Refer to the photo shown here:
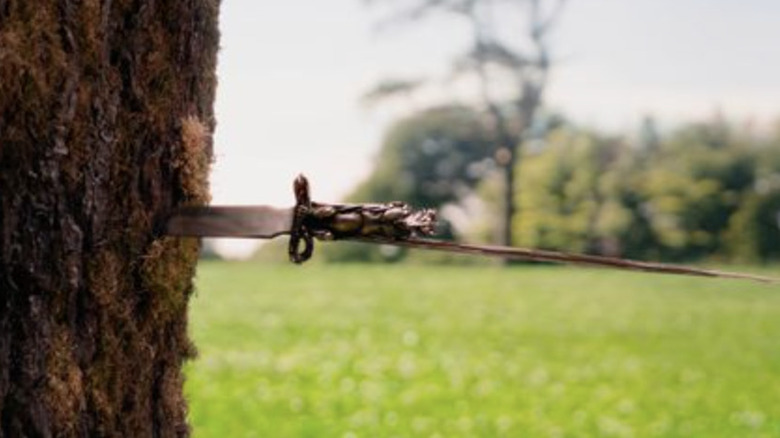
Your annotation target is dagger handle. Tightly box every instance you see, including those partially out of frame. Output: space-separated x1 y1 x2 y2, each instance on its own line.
288 175 438 264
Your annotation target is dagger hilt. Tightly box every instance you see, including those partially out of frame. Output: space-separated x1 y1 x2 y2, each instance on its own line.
288 174 438 264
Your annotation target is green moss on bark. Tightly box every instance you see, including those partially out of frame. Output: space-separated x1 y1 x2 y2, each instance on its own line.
0 1 220 436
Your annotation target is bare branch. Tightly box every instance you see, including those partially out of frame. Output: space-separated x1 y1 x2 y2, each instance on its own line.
374 0 477 31
536 0 568 38
361 78 426 106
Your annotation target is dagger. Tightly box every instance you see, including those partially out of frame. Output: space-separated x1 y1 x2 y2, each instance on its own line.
166 175 777 284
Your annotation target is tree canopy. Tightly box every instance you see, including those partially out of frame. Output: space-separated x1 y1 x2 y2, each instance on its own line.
515 118 780 262
350 106 495 207
327 109 780 263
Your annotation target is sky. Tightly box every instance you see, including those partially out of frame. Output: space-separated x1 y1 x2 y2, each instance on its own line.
209 0 780 258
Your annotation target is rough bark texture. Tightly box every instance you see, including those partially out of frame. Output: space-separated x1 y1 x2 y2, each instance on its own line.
0 1 219 436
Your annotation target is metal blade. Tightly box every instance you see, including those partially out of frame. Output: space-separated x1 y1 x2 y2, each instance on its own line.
166 206 294 238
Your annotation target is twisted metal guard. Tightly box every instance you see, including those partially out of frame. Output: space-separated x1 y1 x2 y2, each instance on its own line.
288 175 315 263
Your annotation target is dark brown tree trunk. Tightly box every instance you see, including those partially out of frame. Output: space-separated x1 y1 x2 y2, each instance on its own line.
0 1 219 436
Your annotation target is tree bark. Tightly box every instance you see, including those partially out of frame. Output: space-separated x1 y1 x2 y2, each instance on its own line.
0 1 219 436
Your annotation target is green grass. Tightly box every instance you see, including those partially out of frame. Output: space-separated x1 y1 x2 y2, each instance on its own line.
185 263 780 437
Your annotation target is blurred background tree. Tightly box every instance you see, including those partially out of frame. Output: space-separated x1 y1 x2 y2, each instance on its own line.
514 125 632 256
350 106 494 207
263 1 780 266
321 105 495 262
510 116 780 263
363 0 567 249
321 109 780 263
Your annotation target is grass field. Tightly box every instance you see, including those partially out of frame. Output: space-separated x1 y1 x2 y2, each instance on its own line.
185 262 780 437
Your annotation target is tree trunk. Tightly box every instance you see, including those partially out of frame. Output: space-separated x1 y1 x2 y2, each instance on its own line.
500 151 516 248
0 1 219 436
485 103 519 250
500 86 543 249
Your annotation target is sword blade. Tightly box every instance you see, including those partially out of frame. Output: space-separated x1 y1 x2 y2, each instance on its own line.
166 206 294 238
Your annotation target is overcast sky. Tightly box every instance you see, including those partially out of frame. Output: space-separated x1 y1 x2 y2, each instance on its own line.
209 0 780 257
